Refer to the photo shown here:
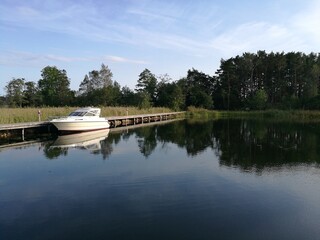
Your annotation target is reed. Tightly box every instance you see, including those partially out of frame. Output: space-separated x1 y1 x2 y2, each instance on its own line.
185 106 221 119
218 109 320 122
0 107 174 124
185 107 320 122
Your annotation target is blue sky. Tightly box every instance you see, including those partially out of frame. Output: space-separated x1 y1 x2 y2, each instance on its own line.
1 0 319 95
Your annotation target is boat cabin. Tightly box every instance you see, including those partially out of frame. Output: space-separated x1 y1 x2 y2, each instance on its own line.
68 108 101 117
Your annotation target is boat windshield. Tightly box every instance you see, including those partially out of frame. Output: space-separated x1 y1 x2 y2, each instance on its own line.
68 109 100 117
85 110 99 116
69 111 86 116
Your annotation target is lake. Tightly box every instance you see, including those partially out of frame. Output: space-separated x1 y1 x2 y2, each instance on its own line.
1 118 320 240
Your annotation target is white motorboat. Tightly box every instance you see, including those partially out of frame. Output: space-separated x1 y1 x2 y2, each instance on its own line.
50 107 110 133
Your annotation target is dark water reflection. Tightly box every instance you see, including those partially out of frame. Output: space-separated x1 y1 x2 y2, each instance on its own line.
1 119 320 240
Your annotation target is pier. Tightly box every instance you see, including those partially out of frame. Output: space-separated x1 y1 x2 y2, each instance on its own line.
107 112 185 128
0 112 185 140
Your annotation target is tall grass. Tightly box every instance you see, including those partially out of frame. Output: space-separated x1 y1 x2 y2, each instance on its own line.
185 107 320 122
0 107 174 124
219 109 320 122
185 106 221 119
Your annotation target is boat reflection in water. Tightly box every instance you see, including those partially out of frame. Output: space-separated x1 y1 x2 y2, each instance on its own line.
51 129 110 151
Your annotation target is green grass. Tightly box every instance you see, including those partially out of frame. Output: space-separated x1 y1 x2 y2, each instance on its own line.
0 107 175 124
185 106 221 119
219 110 320 121
186 107 320 122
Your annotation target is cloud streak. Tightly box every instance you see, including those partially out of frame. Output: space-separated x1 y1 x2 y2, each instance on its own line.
0 51 148 67
211 22 306 58
0 1 219 55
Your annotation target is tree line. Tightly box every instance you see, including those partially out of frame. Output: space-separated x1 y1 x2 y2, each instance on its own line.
2 51 320 110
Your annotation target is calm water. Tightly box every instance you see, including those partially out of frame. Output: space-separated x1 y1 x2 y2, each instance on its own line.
1 119 320 240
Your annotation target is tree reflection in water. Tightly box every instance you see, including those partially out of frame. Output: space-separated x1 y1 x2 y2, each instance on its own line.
43 119 320 171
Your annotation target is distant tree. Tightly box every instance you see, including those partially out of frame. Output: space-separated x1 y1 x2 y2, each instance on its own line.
80 64 113 93
185 69 215 109
120 86 137 106
99 63 113 88
23 81 41 106
5 78 25 107
0 96 6 107
102 81 122 106
213 51 320 110
38 66 72 106
157 81 185 110
78 74 92 96
77 64 114 106
136 69 157 106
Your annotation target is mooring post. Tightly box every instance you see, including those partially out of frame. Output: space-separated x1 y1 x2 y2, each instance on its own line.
38 109 41 122
126 108 128 126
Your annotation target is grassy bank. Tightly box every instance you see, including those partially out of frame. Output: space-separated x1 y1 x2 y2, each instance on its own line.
219 110 320 121
186 107 320 122
185 106 221 119
0 107 174 124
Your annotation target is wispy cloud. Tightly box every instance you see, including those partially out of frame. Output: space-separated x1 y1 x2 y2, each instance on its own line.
104 55 148 64
210 21 306 58
0 51 148 67
0 0 219 55
1 1 319 74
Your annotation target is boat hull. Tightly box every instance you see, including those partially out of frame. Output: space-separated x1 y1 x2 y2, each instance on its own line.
51 120 110 133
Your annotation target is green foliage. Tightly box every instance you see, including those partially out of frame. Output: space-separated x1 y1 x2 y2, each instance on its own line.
185 68 215 109
249 89 267 110
135 69 157 106
77 64 114 106
5 78 25 107
120 86 137 106
23 81 41 107
137 91 152 109
215 51 320 110
157 81 185 111
186 106 220 119
188 86 213 109
38 66 72 106
303 95 320 109
3 51 320 111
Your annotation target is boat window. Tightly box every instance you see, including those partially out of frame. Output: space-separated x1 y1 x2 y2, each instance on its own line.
85 110 99 116
85 112 95 116
69 111 86 116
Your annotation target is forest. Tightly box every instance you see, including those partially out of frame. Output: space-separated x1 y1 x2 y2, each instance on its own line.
2 50 320 110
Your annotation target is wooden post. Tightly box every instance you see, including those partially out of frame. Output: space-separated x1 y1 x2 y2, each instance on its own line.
126 108 128 126
38 109 41 122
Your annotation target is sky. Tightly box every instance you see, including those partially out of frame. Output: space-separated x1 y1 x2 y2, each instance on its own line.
1 0 320 95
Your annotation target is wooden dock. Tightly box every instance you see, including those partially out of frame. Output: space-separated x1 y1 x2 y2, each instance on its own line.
0 111 185 140
107 112 185 128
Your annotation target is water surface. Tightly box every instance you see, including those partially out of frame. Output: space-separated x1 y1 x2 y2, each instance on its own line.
1 119 320 240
